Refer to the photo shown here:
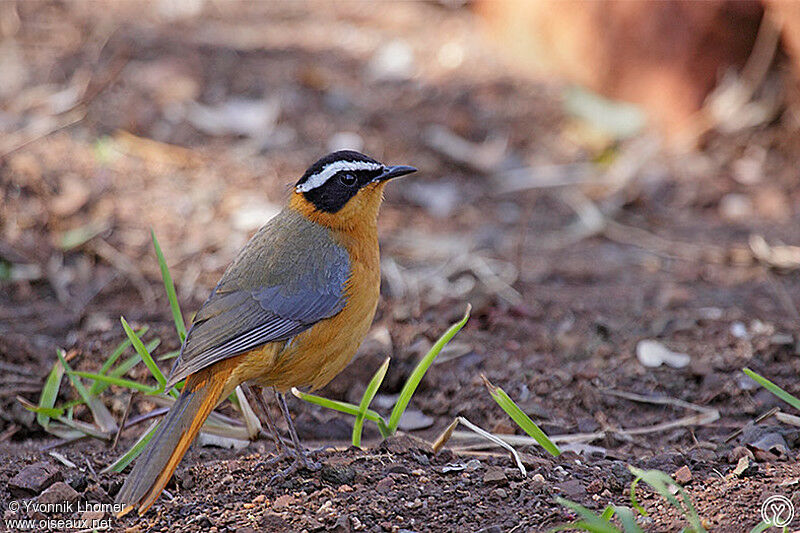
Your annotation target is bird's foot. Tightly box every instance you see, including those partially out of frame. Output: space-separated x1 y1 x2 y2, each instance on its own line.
258 445 326 478
268 453 321 483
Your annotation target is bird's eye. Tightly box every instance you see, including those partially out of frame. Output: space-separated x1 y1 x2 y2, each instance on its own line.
339 173 357 187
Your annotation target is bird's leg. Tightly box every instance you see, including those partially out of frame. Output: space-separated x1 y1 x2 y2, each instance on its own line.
270 390 322 479
240 383 285 454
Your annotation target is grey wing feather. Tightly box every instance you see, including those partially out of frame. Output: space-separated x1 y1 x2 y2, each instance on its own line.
166 212 349 388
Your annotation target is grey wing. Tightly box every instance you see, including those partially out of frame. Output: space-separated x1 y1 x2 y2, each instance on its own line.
165 246 349 388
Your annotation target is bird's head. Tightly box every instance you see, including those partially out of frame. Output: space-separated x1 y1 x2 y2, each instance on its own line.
290 150 416 230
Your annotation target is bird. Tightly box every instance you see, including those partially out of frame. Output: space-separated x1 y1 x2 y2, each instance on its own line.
115 150 416 516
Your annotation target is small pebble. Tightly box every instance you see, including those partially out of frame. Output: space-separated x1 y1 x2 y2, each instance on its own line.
8 463 63 497
37 481 78 505
376 477 394 493
81 510 105 522
674 465 692 484
491 488 508 499
483 468 508 485
465 459 482 471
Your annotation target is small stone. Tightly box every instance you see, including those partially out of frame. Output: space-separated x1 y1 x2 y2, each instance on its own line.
260 512 290 530
636 340 690 368
465 459 482 472
483 468 507 485
490 488 508 499
8 462 63 497
531 473 545 486
405 498 423 509
733 456 750 477
252 494 267 504
316 500 334 518
81 509 105 522
555 479 585 499
382 464 410 476
37 482 79 505
175 470 195 490
688 447 716 464
674 465 692 484
273 494 295 509
728 446 754 463
376 477 394 493
330 514 351 533
321 465 356 486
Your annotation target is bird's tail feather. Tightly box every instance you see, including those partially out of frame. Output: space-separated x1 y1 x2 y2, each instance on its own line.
115 362 235 516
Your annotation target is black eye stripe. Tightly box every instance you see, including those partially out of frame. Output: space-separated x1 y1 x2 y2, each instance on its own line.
299 155 386 213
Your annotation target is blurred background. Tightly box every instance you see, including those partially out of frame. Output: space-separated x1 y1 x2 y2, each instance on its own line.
2 0 800 528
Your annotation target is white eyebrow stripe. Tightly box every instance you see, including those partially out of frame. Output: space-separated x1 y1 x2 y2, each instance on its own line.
295 160 383 192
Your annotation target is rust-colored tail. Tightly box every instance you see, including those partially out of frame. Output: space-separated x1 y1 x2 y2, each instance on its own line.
115 363 235 516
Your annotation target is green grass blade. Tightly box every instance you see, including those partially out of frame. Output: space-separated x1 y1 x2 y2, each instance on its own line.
56 350 118 433
36 357 65 429
629 474 646 516
388 305 471 434
25 405 64 418
102 420 159 473
90 340 157 397
72 371 160 393
599 507 615 521
742 368 800 411
553 497 622 533
748 523 771 533
292 388 390 437
90 327 151 396
353 357 390 447
482 375 561 457
121 316 166 389
152 229 187 343
157 349 180 361
109 349 147 378
18 395 64 419
613 507 643 533
629 467 705 533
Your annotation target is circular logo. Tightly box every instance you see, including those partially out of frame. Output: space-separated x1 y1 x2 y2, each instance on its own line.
761 495 794 528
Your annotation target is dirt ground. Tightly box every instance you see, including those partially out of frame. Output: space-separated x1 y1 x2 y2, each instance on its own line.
2 2 800 532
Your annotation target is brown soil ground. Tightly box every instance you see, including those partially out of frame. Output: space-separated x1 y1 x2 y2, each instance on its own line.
2 2 800 532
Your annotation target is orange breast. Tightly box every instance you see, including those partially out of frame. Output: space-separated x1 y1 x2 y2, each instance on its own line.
245 199 382 391
261 229 380 390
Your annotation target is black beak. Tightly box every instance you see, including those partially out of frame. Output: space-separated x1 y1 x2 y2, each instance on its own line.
374 165 417 182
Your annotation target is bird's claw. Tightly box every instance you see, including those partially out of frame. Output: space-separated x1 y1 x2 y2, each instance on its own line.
258 445 324 480
268 455 321 483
